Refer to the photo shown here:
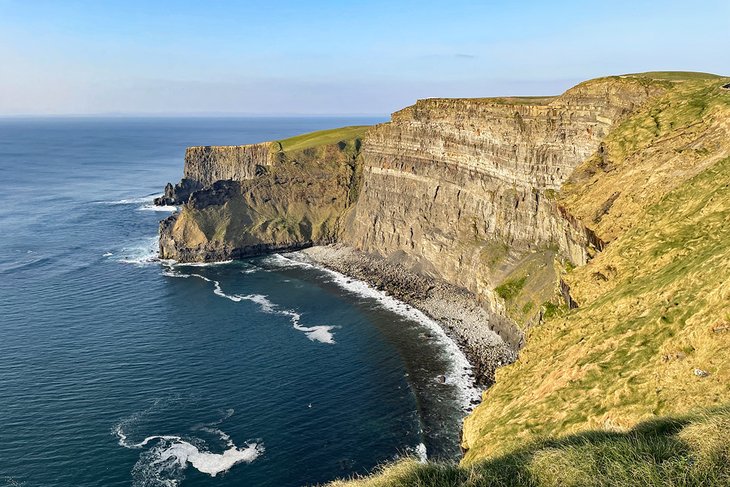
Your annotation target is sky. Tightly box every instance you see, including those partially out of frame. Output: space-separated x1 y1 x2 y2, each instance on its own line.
0 0 728 116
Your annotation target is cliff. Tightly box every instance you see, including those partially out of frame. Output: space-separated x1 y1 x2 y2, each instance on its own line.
156 72 730 485
340 77 666 332
460 76 730 462
323 73 730 486
158 126 367 261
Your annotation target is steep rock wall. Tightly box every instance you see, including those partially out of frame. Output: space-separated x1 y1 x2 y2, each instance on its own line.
341 77 664 314
183 143 275 187
159 139 362 262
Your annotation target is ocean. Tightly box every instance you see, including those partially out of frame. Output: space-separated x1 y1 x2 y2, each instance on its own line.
0 117 478 487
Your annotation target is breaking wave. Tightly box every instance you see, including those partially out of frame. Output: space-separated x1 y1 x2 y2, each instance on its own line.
101 194 163 205
138 204 178 212
114 409 262 486
163 266 336 344
275 253 481 412
117 236 161 266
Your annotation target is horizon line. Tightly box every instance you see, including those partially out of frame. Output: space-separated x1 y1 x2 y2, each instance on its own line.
0 112 391 119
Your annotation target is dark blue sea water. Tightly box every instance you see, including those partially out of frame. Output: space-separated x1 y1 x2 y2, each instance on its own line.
0 118 478 487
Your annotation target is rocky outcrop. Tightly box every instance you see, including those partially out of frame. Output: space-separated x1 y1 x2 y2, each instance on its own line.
154 178 201 206
154 143 274 206
158 136 363 262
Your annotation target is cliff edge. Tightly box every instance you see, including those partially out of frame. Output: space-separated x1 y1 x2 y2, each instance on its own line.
158 126 367 261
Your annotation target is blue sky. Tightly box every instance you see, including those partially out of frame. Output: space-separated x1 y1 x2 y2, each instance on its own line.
0 0 728 115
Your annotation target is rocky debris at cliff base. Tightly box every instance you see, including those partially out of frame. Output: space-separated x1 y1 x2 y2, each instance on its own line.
299 244 518 387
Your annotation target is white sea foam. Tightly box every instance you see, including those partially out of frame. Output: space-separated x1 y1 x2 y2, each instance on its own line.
175 260 234 267
115 410 262 486
262 253 315 269
160 268 190 278
103 194 163 205
163 266 336 344
118 236 161 266
138 204 178 212
103 252 113 257
294 324 336 344
279 253 481 411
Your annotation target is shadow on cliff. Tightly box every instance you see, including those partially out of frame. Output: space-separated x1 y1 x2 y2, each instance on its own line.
325 405 730 487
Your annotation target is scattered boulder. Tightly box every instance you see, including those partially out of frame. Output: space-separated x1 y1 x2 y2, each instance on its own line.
693 368 710 378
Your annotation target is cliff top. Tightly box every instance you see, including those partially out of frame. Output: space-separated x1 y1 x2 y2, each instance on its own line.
397 72 724 114
277 125 369 152
184 125 370 156
621 70 724 81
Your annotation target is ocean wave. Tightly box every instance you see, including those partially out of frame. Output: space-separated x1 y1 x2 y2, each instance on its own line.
138 204 178 212
281 253 481 411
117 236 161 266
163 267 336 344
175 260 234 267
115 418 262 485
101 194 163 205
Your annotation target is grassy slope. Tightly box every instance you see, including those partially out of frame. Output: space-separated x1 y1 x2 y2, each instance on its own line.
326 407 730 487
622 71 723 81
277 125 370 152
462 77 730 461
328 73 730 485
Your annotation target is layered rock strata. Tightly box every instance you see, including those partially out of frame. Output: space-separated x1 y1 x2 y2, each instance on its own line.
158 138 362 262
340 78 664 318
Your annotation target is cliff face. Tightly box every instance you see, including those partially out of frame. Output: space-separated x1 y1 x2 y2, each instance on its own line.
183 143 275 186
158 129 366 262
157 78 666 328
461 76 730 462
155 143 274 205
341 77 665 325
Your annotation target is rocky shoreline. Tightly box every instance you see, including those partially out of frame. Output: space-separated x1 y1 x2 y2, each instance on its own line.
297 244 519 387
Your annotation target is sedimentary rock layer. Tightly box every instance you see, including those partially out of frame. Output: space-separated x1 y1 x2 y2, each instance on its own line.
158 138 362 262
183 143 275 187
341 77 664 313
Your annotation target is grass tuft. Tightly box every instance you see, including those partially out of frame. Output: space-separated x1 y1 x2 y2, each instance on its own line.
495 276 528 301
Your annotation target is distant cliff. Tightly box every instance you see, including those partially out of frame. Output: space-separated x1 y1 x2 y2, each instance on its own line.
158 127 367 261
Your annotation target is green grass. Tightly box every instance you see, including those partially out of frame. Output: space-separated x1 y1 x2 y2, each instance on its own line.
277 125 370 152
326 407 730 487
622 71 724 81
495 276 528 301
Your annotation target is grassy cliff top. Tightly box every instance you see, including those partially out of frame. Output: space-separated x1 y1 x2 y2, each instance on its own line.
417 95 558 106
185 125 370 155
405 72 724 110
621 71 724 81
276 125 370 152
